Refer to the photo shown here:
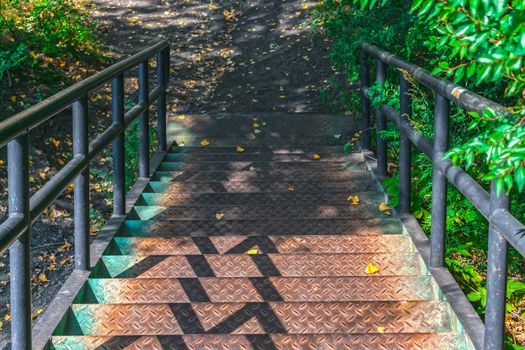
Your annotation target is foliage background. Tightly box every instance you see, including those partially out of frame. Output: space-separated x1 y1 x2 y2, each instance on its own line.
0 0 106 117
313 0 525 347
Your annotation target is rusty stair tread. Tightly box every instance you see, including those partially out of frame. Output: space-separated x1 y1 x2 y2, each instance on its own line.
169 145 357 154
48 333 471 350
106 234 414 255
135 191 387 207
150 169 374 182
60 301 454 336
143 179 380 194
157 161 367 172
163 153 363 162
128 203 394 220
92 253 425 278
119 218 401 237
79 276 438 304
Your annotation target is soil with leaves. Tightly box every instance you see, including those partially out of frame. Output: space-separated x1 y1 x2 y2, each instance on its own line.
0 0 332 347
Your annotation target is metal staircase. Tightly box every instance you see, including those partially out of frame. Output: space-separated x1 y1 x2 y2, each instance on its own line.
46 113 474 349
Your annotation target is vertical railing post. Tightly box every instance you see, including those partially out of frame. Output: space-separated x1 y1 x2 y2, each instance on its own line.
157 50 168 152
138 61 150 178
375 59 388 178
430 93 450 268
398 72 412 215
165 46 171 84
8 134 31 350
72 96 90 270
484 180 510 350
112 74 126 216
359 49 371 151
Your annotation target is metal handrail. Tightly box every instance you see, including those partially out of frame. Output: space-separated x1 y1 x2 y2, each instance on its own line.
0 41 170 349
359 43 524 350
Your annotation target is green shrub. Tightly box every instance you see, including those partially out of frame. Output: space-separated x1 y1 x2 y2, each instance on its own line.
313 0 525 346
0 0 101 80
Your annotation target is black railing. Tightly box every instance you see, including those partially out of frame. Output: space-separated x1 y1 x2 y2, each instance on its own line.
359 43 525 350
0 41 170 349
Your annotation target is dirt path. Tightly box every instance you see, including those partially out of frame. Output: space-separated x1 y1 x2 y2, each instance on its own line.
92 0 331 113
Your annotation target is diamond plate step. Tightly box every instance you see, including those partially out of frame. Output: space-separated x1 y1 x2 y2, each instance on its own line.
56 301 454 336
92 253 425 278
150 169 373 182
163 152 363 162
128 204 392 221
128 204 391 220
119 218 401 237
177 137 351 147
170 113 353 143
106 234 414 255
49 333 471 350
76 276 438 304
143 179 380 194
169 145 354 154
157 161 367 172
135 191 387 207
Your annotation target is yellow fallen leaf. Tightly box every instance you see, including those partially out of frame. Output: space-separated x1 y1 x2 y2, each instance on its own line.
10 95 16 103
178 115 186 120
37 309 44 315
247 249 259 255
249 166 256 171
313 154 321 160
365 262 380 275
0 321 3 330
59 242 72 251
215 213 225 220
253 122 260 128
200 139 210 146
288 186 295 192
39 172 46 180
0 160 4 166
236 146 245 153
278 95 286 99
377 326 385 333
347 195 360 205
51 139 60 148
38 273 48 283
379 202 392 215
4 313 10 321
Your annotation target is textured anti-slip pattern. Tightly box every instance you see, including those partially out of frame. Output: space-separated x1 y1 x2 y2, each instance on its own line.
47 114 473 349
50 333 470 350
81 276 437 304
119 218 401 237
66 301 454 336
128 204 389 221
144 179 380 194
163 152 362 162
151 170 372 182
107 235 414 255
158 161 366 172
168 145 355 154
136 191 386 206
93 253 426 278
